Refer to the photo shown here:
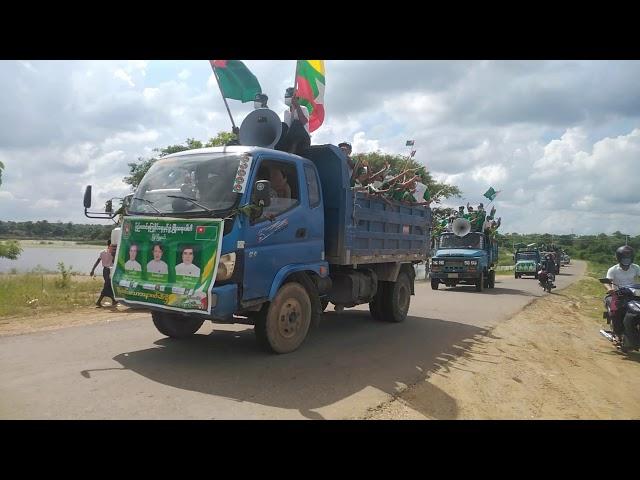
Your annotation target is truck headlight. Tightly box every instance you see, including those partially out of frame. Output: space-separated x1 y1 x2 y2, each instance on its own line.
216 252 236 281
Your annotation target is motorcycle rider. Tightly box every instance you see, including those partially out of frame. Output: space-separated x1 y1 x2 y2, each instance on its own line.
604 245 640 350
538 254 556 289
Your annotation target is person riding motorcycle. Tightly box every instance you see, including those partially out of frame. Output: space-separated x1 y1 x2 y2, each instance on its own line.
604 245 640 350
538 254 556 290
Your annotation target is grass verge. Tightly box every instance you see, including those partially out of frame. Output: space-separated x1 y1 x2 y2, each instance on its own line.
0 273 101 318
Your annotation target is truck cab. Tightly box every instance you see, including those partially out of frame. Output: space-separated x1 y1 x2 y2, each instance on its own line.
429 231 498 292
514 249 541 279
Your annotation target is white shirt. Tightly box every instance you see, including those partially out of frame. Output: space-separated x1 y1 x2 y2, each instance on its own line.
147 259 168 274
125 260 142 272
175 262 201 278
606 264 640 288
284 105 310 133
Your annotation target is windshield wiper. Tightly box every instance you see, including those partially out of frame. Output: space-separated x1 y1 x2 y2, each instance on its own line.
132 197 164 215
166 195 214 214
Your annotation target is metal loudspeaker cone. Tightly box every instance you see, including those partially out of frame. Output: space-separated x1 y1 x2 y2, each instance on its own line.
239 108 283 149
452 218 471 237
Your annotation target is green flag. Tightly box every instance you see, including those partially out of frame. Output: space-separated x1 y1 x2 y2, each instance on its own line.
483 187 500 201
210 60 262 103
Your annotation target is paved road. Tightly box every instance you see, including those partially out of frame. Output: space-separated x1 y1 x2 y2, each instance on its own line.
0 262 585 419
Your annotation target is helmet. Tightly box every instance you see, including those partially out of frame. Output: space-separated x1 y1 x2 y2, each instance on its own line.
616 245 634 267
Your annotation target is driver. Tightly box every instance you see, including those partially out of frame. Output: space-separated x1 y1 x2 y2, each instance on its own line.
605 246 640 350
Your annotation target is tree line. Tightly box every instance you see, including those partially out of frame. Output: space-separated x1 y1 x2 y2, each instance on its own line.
496 231 640 267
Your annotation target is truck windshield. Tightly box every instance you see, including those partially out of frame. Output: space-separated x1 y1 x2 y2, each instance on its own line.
129 153 244 216
516 252 539 261
439 233 484 249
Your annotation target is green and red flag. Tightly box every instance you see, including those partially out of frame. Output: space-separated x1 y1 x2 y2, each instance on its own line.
294 60 325 132
210 60 262 103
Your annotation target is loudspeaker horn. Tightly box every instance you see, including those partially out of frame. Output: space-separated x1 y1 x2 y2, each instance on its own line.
452 218 471 237
239 108 283 149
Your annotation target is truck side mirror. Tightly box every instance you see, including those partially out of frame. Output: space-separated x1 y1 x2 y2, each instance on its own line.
253 180 271 208
83 185 92 208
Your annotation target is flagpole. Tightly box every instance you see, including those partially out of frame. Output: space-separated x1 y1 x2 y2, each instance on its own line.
210 62 237 132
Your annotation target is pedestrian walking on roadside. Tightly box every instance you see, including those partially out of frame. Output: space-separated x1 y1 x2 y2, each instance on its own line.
90 239 117 307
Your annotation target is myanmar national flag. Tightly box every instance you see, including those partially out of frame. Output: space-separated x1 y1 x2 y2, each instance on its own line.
210 60 262 103
295 60 325 132
483 187 500 201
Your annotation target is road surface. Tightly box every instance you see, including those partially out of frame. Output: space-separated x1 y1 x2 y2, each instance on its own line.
0 262 584 419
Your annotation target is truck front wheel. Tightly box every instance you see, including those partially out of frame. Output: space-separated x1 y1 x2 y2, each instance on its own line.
381 272 411 322
475 274 485 292
151 311 205 338
431 279 439 290
254 282 312 354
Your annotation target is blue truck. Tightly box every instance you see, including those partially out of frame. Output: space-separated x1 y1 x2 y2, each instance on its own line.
85 144 431 353
429 230 498 292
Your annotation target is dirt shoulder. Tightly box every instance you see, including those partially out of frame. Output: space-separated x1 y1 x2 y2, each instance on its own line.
362 273 640 419
0 304 149 337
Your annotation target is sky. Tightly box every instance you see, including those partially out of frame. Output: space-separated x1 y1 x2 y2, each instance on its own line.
0 60 639 235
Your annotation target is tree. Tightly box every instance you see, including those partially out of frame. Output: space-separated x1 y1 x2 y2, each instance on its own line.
0 160 4 187
0 240 22 260
123 133 235 190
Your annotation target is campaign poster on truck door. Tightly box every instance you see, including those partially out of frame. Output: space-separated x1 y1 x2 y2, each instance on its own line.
111 216 223 315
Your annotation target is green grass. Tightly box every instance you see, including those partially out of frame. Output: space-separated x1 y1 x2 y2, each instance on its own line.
497 249 515 267
562 275 606 321
0 273 102 318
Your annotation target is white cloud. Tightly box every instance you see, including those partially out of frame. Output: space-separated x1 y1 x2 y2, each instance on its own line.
114 68 135 87
471 164 508 185
178 69 191 80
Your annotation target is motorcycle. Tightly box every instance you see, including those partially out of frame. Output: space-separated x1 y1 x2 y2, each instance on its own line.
599 278 640 353
538 270 556 293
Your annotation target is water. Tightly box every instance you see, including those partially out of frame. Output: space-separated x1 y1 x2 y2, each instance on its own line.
0 246 102 274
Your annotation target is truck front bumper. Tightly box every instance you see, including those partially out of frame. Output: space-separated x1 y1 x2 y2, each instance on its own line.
430 271 481 280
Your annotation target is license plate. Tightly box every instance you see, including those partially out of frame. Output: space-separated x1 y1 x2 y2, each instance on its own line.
448 273 458 278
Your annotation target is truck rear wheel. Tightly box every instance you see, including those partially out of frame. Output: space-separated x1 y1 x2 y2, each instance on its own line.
381 272 411 322
254 282 311 354
151 311 205 338
488 270 496 288
431 279 439 290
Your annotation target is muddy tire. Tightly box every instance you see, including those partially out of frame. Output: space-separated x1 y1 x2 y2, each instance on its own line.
369 282 388 321
475 273 484 292
254 282 311 354
381 272 411 323
488 270 496 289
431 279 439 290
151 311 204 338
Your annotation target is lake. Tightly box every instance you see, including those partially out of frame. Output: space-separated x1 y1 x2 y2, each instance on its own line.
0 244 103 274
